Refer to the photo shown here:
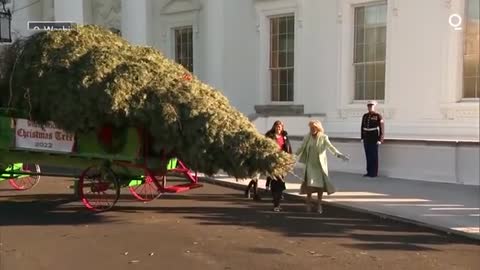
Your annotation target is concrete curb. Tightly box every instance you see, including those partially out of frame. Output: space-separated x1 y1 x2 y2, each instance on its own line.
200 176 480 242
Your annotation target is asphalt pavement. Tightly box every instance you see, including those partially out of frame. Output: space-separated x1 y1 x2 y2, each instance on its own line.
0 177 479 270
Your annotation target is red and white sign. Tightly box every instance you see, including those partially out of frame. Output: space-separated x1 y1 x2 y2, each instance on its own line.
15 119 75 153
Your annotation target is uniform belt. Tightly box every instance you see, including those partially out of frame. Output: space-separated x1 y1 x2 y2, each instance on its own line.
363 127 379 131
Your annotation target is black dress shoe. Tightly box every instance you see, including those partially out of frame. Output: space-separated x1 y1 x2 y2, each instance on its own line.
363 174 369 177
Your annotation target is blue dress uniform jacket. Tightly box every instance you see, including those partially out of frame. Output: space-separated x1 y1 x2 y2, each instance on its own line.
361 112 384 143
361 112 384 177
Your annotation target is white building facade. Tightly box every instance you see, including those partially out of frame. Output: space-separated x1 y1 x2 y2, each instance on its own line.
3 0 479 185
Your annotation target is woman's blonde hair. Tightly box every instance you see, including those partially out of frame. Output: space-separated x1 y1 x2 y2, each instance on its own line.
308 120 324 134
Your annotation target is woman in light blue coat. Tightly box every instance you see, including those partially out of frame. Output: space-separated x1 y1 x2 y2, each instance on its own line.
296 120 349 213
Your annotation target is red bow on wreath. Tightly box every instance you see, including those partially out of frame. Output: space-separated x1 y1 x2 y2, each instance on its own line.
182 73 192 81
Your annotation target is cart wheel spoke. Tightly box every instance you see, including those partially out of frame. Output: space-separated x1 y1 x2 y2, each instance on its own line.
8 163 41 190
128 170 163 202
78 165 120 212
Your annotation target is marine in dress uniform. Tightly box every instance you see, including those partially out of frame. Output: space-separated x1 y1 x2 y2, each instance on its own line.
361 100 384 177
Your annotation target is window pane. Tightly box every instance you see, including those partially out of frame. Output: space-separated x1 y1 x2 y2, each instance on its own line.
366 64 375 81
467 0 480 20
287 69 294 86
465 36 480 54
181 44 187 57
287 17 295 34
279 51 287 67
287 51 294 67
463 77 477 98
271 18 278 35
365 28 376 44
271 70 279 101
355 7 365 26
365 5 378 25
271 84 279 101
175 31 181 44
287 83 294 101
271 34 278 52
182 31 188 43
175 41 180 58
355 44 365 63
375 43 386 61
280 69 288 85
464 55 478 77
187 30 192 43
377 4 387 24
279 34 287 51
355 26 365 44
271 51 278 68
375 62 385 82
355 64 365 82
375 82 385 99
355 82 365 100
377 26 386 43
280 18 287 34
271 69 279 85
366 45 376 62
287 35 294 52
365 82 376 99
279 84 288 101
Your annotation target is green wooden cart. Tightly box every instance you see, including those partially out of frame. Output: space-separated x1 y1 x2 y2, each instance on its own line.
0 110 202 212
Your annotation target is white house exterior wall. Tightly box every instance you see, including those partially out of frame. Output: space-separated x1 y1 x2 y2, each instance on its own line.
3 0 479 185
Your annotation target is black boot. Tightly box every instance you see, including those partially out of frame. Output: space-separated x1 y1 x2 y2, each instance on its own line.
244 188 251 198
245 180 255 198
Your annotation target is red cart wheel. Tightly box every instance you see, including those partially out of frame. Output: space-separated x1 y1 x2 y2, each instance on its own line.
78 165 120 212
128 170 164 201
8 163 41 190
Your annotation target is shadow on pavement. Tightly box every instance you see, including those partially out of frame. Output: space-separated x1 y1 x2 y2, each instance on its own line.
0 194 115 226
0 189 478 252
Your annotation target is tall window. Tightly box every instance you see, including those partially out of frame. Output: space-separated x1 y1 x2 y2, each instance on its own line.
270 15 294 102
174 26 193 72
353 3 387 101
463 0 480 98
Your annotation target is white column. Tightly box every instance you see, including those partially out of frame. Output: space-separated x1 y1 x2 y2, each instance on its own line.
202 0 224 89
42 0 54 21
54 0 89 24
121 0 150 45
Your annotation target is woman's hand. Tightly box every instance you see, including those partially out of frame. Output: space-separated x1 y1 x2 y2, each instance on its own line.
338 153 350 161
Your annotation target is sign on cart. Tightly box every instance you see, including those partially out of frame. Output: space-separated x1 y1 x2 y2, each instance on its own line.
15 119 75 153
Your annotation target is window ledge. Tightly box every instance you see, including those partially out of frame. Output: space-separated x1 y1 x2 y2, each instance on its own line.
440 102 479 120
254 104 304 116
458 98 480 103
338 106 395 119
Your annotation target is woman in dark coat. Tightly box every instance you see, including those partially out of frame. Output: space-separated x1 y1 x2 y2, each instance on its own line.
245 120 292 211
245 120 292 207
266 120 292 211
